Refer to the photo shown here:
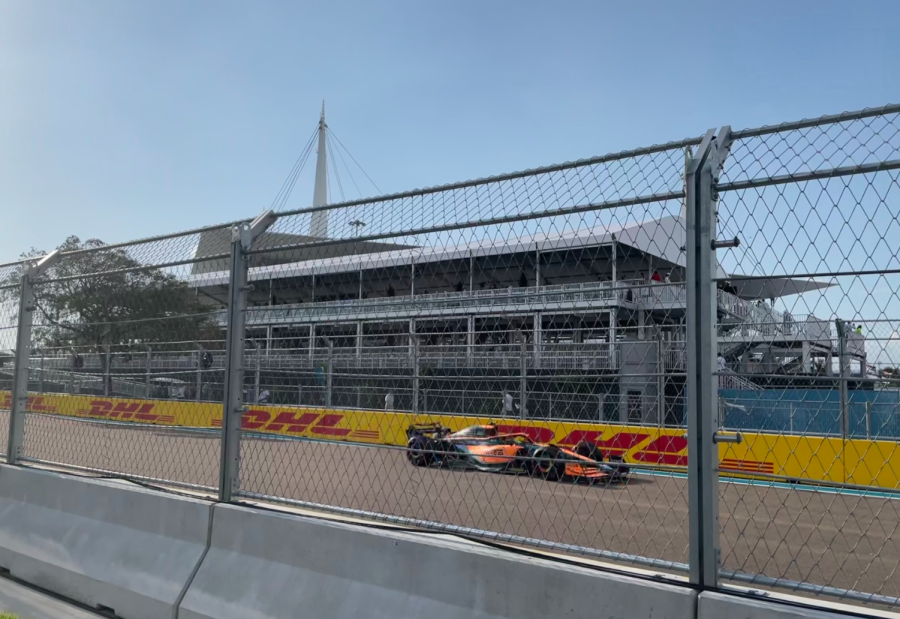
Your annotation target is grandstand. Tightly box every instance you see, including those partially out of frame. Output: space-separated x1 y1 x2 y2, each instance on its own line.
19 107 867 427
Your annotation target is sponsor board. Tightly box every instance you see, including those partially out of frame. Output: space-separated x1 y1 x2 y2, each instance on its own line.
2 391 898 489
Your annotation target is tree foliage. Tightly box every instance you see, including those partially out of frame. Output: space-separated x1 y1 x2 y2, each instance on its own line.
3 236 220 353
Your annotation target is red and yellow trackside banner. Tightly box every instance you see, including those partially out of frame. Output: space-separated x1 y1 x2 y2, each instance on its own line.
2 391 899 490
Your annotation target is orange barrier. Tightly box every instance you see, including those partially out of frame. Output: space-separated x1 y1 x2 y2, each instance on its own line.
2 391 898 490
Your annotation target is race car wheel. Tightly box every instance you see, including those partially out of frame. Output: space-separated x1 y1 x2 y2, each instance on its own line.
573 441 604 462
525 448 565 481
407 435 436 467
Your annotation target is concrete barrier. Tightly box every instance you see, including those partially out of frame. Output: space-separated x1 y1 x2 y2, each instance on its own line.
179 503 697 619
698 591 873 619
0 464 212 619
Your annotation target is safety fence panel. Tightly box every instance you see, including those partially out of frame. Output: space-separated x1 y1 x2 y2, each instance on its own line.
714 105 900 609
228 139 701 576
0 260 27 457
2 102 899 617
16 230 233 492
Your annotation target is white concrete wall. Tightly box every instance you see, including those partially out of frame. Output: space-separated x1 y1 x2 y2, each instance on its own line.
0 464 885 619
0 465 211 619
180 503 697 619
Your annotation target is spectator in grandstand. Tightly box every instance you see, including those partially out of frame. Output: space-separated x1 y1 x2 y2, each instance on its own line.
518 271 528 288
717 354 727 373
385 392 395 410
856 324 863 336
651 271 662 282
504 392 516 416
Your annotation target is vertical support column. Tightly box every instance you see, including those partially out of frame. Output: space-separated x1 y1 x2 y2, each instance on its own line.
358 269 364 300
310 274 316 303
325 340 333 408
219 211 275 503
254 343 261 404
611 235 618 285
103 347 111 396
466 315 475 365
356 321 363 408
865 401 871 438
308 324 315 362
146 348 153 395
837 319 849 439
533 312 542 369
685 130 721 589
8 251 59 465
519 338 527 420
637 310 645 340
267 279 274 358
658 330 666 427
409 318 418 412
535 246 541 290
412 339 419 413
410 263 415 297
38 352 44 394
195 349 201 401
469 254 475 292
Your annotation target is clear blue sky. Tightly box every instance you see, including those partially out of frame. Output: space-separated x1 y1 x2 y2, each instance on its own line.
1 0 898 263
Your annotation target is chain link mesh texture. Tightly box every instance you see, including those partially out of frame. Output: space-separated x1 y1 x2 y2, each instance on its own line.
10 229 234 491
2 104 899 613
233 139 698 575
715 105 900 608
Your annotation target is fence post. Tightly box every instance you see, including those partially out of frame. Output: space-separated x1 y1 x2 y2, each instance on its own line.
38 352 44 394
8 250 59 465
685 129 722 590
219 211 275 503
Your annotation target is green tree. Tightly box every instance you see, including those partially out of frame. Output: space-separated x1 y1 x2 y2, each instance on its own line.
2 236 221 390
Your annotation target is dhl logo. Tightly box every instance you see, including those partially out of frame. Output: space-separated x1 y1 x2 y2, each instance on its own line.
82 400 175 423
211 409 381 442
0 394 58 413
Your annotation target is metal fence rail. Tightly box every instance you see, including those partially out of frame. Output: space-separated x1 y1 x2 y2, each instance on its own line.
2 103 899 615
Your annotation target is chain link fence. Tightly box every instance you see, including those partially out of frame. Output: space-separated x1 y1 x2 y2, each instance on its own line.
714 105 900 606
1 103 898 614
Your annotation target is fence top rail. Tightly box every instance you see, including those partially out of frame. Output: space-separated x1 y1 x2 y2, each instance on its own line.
272 135 704 221
53 221 241 260
729 103 900 140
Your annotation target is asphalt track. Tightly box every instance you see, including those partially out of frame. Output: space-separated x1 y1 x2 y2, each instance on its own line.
15 413 900 606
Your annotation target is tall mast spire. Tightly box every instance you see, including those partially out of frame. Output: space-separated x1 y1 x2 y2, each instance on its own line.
310 101 329 237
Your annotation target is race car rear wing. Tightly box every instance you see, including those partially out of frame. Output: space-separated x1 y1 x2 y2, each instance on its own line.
406 423 449 439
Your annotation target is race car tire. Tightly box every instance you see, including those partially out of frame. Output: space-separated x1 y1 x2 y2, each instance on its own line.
608 454 630 479
573 441 604 462
525 448 565 481
407 435 436 467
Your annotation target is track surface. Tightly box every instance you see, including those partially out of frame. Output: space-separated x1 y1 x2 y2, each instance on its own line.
18 413 900 605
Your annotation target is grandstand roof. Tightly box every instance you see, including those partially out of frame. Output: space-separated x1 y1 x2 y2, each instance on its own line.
187 215 829 300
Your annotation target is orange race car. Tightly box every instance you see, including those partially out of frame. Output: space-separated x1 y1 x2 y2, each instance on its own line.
406 423 630 483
